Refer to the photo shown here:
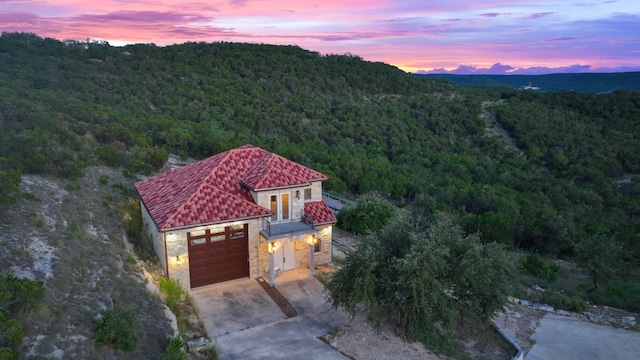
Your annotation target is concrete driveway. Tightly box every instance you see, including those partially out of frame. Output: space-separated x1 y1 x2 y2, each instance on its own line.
191 269 350 359
525 314 640 360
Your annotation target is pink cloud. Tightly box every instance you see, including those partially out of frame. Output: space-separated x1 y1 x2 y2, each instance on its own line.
0 0 638 74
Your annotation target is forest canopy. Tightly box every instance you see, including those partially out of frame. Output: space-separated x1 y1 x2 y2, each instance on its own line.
0 32 638 265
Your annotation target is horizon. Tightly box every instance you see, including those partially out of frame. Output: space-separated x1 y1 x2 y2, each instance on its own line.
1 1 639 75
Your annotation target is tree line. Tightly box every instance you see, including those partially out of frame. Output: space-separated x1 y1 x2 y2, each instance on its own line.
0 31 638 306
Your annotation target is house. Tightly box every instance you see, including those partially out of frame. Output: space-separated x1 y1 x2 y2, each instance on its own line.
134 144 336 289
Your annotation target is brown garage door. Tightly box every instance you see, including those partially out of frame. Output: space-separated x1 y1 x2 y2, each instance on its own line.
187 224 249 288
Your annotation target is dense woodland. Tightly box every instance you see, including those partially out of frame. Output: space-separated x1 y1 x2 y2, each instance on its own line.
1 33 639 307
420 72 640 93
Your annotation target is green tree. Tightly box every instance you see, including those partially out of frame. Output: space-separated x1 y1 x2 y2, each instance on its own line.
326 217 514 352
0 275 44 359
336 194 396 234
575 234 623 291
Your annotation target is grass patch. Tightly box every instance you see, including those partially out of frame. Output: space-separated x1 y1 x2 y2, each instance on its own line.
587 281 640 312
540 289 588 313
122 198 156 262
159 278 185 314
157 278 213 356
160 337 186 360
65 182 81 191
113 182 135 196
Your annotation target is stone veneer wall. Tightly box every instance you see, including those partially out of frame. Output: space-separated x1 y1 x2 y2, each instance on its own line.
258 224 333 278
141 203 166 273
314 224 333 265
162 218 262 289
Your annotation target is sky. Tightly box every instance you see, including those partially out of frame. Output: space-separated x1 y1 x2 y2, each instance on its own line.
1 0 639 74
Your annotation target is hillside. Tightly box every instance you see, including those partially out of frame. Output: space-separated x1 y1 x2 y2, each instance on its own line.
417 72 640 93
0 32 639 357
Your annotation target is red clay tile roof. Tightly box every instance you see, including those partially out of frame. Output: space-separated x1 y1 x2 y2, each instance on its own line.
135 144 331 231
240 151 326 190
304 201 337 225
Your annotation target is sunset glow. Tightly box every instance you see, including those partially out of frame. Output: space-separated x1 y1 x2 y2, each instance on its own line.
1 0 639 74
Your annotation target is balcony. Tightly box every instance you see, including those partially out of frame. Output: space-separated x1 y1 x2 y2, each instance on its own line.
261 212 315 239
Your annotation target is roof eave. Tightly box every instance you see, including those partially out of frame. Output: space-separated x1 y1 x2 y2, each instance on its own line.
159 213 271 232
244 182 311 192
314 220 337 226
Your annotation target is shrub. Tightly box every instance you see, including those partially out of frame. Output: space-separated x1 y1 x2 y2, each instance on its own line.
587 280 640 312
0 275 45 315
0 275 44 358
336 194 396 235
520 253 560 282
540 289 588 313
122 199 156 261
0 312 24 359
96 144 124 167
94 306 139 351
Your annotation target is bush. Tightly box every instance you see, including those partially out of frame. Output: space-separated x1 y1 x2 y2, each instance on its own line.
94 306 139 351
122 199 156 261
0 312 24 360
336 194 396 235
540 289 588 313
587 280 640 312
96 144 124 167
520 253 560 282
0 274 45 315
0 275 44 359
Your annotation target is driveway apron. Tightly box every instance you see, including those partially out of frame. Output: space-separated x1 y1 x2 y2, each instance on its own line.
191 269 350 359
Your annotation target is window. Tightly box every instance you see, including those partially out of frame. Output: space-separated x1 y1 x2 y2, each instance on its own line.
190 238 206 245
210 234 225 242
314 239 321 253
304 188 312 200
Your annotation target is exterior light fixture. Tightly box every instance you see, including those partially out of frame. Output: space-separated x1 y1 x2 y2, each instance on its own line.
269 241 280 253
308 234 317 245
296 190 300 200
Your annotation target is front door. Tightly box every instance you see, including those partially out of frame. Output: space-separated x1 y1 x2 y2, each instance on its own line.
274 241 296 271
269 193 290 223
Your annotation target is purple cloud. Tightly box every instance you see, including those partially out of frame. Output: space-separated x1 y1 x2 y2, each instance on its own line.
522 12 555 20
0 11 39 23
479 13 510 18
544 37 577 42
417 63 640 75
376 17 421 23
77 11 211 24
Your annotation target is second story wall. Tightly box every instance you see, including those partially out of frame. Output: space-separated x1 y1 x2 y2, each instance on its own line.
251 181 324 222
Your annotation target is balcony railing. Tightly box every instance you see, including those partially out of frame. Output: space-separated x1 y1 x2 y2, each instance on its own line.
261 211 315 239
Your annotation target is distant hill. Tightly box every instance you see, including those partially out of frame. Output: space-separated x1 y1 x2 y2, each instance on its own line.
415 72 640 93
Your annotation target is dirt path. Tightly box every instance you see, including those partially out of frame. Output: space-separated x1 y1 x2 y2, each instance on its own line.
480 100 528 161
